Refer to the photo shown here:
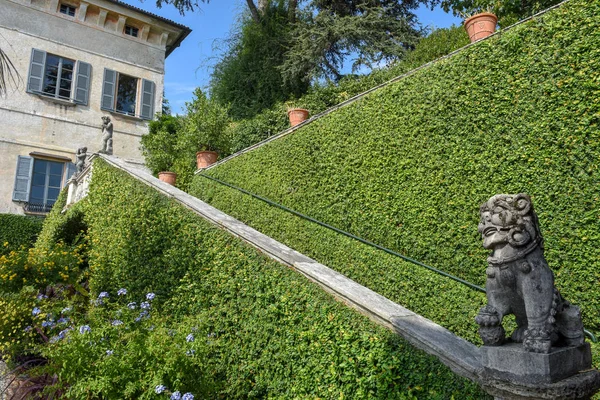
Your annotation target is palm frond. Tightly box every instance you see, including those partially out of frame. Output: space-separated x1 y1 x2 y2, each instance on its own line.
0 47 21 97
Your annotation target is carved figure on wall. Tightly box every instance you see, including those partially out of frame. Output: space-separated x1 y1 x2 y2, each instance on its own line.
100 116 113 155
475 193 584 353
75 147 87 175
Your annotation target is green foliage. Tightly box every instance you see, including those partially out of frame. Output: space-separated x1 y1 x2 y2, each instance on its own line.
39 295 219 399
435 0 563 27
0 287 37 361
34 158 488 398
0 214 43 256
190 0 600 341
226 25 469 153
179 88 230 154
210 8 309 120
141 113 182 174
281 1 422 83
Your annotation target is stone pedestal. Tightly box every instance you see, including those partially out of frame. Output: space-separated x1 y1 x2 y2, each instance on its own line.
482 343 592 384
480 343 600 399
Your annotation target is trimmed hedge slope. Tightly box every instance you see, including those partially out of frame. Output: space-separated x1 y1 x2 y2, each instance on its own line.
191 0 600 341
0 214 43 255
38 159 487 398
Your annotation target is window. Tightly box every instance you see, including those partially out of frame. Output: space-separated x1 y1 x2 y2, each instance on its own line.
116 73 138 115
42 54 75 99
59 4 76 16
12 156 77 214
124 25 139 37
27 49 91 105
101 68 155 120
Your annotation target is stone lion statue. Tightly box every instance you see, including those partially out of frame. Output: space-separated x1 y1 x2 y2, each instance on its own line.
475 193 584 353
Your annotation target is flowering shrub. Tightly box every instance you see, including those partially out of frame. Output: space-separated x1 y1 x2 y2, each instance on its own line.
37 290 217 399
0 241 87 293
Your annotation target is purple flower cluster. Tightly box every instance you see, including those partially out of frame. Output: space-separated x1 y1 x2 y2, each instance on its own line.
117 288 128 296
79 325 91 334
154 385 193 400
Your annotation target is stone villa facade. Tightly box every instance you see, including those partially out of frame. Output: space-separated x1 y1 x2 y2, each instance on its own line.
0 0 190 214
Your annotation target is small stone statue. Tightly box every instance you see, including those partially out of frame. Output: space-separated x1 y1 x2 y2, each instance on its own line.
475 193 584 353
100 116 113 155
75 147 87 175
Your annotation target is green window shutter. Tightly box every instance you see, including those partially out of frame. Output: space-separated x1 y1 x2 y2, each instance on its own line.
27 49 46 93
12 156 33 202
101 68 116 111
74 61 92 105
66 162 77 181
140 79 155 120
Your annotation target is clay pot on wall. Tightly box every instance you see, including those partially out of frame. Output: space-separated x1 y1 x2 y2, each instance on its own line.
464 12 498 42
287 108 309 127
158 171 177 186
196 151 218 169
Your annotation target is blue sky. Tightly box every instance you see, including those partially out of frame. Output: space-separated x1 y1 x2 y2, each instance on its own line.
125 0 462 113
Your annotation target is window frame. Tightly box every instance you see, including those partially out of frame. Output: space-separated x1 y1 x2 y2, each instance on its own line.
101 68 155 120
124 25 139 38
59 3 76 17
27 49 91 106
41 53 76 100
12 155 77 214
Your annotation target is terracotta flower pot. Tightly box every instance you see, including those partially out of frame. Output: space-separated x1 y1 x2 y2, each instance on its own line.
464 12 498 42
196 151 218 169
287 108 309 127
158 171 177 186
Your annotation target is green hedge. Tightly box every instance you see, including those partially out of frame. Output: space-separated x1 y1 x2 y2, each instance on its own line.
0 214 43 255
37 159 487 398
191 0 600 343
225 25 470 154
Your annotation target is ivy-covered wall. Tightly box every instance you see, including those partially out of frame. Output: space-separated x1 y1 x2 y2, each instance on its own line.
190 0 600 345
30 159 487 398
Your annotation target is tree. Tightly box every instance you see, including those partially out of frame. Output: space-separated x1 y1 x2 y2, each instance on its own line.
281 0 424 83
140 113 182 174
210 7 309 119
153 0 434 111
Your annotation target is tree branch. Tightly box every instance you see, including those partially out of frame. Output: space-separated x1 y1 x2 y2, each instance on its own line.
245 0 261 22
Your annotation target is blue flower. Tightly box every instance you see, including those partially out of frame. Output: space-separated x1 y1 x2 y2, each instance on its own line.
186 349 195 356
155 385 167 394
23 326 32 332
111 320 123 326
98 291 109 299
127 302 137 309
36 294 48 301
135 310 149 322
146 293 156 301
106 350 114 356
117 288 127 296
61 307 72 314
94 299 104 306
32 307 41 316
79 325 91 334
57 317 69 325
170 392 182 400
140 301 151 310
182 393 194 400
49 336 60 343
42 320 55 328
186 334 194 343
58 329 70 339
